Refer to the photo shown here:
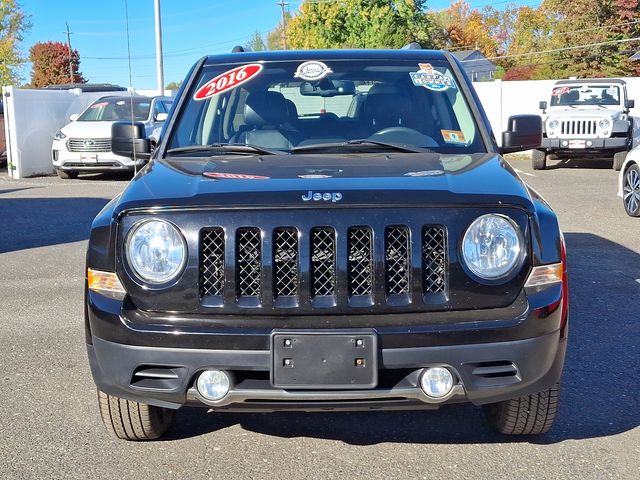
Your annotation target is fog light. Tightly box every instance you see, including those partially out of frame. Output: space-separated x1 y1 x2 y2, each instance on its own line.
586 141 593 147
196 369 230 401
420 367 454 398
562 141 569 147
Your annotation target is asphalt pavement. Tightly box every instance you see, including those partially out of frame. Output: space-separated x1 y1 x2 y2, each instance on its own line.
0 157 638 480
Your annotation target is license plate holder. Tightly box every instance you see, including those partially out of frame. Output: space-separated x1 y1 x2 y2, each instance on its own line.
271 331 377 389
80 154 98 162
568 140 586 149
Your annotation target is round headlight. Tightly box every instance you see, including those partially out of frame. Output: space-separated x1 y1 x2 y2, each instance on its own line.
462 214 524 280
126 219 187 284
599 118 611 129
547 119 559 130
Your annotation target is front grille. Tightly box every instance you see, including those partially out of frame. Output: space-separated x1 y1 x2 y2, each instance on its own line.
200 228 225 296
422 226 447 294
310 227 336 297
348 227 373 296
559 119 598 138
236 228 261 298
200 223 448 308
385 226 411 295
273 228 299 298
67 138 112 152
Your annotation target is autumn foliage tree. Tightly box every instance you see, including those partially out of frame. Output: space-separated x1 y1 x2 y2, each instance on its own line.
286 0 434 50
29 41 86 87
0 0 31 86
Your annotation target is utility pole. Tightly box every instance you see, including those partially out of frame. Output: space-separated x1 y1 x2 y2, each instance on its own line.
277 1 288 50
154 0 165 95
64 21 74 83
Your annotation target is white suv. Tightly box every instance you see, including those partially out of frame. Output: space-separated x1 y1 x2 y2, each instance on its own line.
535 79 634 171
52 95 172 179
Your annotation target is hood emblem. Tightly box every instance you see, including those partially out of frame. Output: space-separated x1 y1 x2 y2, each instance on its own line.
302 190 343 203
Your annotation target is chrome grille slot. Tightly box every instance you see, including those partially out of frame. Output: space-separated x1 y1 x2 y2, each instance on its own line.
385 226 410 295
236 228 262 299
273 228 299 299
67 138 112 152
348 226 373 296
200 228 225 297
310 227 336 297
558 119 599 138
422 226 447 294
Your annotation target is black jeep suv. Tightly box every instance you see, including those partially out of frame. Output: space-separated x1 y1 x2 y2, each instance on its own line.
85 49 567 440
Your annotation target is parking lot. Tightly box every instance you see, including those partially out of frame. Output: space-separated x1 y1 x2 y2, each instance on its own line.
0 156 638 480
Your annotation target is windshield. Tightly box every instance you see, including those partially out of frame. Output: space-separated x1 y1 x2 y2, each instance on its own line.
168 59 485 154
550 85 621 107
78 97 152 122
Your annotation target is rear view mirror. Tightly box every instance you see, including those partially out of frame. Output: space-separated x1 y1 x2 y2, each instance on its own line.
112 121 151 159
539 101 547 111
69 113 79 122
300 80 355 97
501 115 542 154
625 99 635 110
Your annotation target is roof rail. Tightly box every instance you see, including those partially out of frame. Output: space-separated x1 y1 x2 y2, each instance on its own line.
401 42 422 50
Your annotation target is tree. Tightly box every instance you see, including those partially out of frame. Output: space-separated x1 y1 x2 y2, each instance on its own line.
432 1 497 57
0 0 31 86
285 0 434 50
29 41 86 87
266 12 292 50
165 81 182 90
246 30 267 51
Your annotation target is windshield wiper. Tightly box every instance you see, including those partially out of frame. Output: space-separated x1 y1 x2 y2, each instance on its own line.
292 139 433 154
166 143 281 156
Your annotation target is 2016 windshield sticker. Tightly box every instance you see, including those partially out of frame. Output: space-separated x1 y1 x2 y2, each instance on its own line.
441 129 467 144
552 86 570 97
294 61 333 81
194 64 263 101
410 63 456 91
202 172 269 180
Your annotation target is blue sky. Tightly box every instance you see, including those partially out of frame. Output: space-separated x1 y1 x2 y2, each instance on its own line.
18 0 534 89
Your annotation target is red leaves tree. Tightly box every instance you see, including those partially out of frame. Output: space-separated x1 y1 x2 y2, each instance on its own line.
28 41 86 87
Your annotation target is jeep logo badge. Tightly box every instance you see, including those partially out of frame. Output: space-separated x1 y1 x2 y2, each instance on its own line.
301 190 343 203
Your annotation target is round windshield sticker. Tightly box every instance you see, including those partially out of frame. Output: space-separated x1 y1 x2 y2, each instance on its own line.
294 61 333 81
194 64 263 101
409 63 455 91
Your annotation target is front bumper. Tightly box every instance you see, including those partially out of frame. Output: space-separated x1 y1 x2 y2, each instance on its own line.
542 136 628 152
86 286 567 411
52 139 144 172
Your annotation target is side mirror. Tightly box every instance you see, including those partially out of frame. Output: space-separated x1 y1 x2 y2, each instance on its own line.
111 121 151 159
501 115 542 154
625 99 635 110
69 113 79 122
539 101 547 111
154 112 168 122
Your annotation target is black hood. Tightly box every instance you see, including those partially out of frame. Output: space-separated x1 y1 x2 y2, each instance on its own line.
113 153 534 215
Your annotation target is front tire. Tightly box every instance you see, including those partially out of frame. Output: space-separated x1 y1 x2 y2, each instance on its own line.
613 151 627 171
532 149 547 170
56 169 78 179
622 163 640 217
483 383 560 435
97 390 175 441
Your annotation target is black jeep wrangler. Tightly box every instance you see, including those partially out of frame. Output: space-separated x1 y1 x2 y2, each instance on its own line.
85 49 568 440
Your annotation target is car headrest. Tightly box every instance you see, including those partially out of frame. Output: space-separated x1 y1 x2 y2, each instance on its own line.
245 91 288 127
284 99 298 123
363 93 412 126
